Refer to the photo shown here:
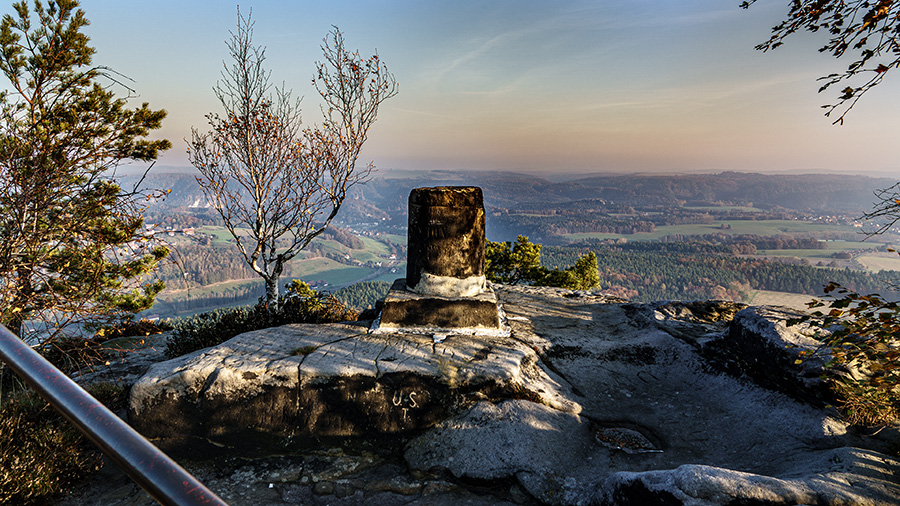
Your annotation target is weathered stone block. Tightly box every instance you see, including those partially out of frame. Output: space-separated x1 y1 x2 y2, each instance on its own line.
406 186 485 297
375 279 503 333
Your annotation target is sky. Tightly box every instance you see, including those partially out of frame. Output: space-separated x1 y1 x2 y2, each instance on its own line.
8 0 900 177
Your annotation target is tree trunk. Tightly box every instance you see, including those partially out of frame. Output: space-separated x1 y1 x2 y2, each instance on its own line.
265 276 279 311
264 260 284 311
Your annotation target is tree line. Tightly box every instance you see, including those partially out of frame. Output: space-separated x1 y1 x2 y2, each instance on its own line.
542 242 899 303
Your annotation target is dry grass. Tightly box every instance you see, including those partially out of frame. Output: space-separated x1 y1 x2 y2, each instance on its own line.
832 380 899 427
0 390 102 505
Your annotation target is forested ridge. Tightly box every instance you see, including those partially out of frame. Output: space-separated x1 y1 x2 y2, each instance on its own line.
543 242 899 302
334 281 392 309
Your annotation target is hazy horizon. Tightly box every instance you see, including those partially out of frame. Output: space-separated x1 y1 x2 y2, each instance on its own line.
129 164 900 185
44 0 900 177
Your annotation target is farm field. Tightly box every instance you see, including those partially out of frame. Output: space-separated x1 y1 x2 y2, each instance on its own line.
755 240 886 263
198 225 251 244
565 219 861 242
745 290 817 311
379 233 406 245
758 240 874 254
290 258 374 285
365 263 406 284
358 236 391 253
856 254 900 272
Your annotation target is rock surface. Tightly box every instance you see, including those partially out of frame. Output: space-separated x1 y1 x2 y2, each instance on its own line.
129 317 577 452
722 305 834 404
76 285 900 505
405 286 900 505
58 446 525 506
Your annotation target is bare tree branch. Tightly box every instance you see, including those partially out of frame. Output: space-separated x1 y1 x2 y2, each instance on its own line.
743 0 900 124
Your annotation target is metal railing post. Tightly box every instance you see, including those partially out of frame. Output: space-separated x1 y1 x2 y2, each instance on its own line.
0 324 229 506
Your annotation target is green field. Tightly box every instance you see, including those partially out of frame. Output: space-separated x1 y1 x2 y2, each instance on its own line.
162 258 373 298
757 241 881 258
290 257 372 284
379 233 406 245
198 225 251 244
753 241 893 273
755 249 833 259
368 262 406 283
350 237 391 262
162 277 260 299
566 220 861 242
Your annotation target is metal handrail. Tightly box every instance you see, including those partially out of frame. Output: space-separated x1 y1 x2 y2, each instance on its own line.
0 324 229 506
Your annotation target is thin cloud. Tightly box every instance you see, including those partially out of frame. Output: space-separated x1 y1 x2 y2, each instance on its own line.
436 32 515 79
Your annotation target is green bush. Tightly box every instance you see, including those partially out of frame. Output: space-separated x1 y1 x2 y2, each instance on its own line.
485 235 544 285
486 235 599 290
165 281 359 358
0 391 101 505
85 382 129 413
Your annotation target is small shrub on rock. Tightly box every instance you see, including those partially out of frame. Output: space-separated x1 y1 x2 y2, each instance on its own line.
37 335 108 374
791 282 900 426
832 380 898 426
92 318 173 340
165 282 358 358
85 382 129 413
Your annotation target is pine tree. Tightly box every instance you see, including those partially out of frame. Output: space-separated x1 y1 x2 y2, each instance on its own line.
0 0 171 341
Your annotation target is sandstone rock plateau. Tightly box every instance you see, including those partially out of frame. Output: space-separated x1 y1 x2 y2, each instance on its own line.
128 285 900 505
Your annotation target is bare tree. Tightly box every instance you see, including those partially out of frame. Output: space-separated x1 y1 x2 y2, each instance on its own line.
189 12 397 309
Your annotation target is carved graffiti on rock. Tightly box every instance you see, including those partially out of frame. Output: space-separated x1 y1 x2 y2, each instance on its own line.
392 390 419 409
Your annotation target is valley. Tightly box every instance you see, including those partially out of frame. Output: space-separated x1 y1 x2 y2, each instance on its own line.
136 170 900 318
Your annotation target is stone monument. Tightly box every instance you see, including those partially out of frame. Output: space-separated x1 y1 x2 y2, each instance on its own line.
373 186 507 335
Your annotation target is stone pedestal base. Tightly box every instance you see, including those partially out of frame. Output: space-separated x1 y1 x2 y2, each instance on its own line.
372 279 508 336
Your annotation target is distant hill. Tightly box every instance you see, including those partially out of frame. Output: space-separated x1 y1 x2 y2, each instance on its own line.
564 172 894 211
124 169 895 220
119 172 209 209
